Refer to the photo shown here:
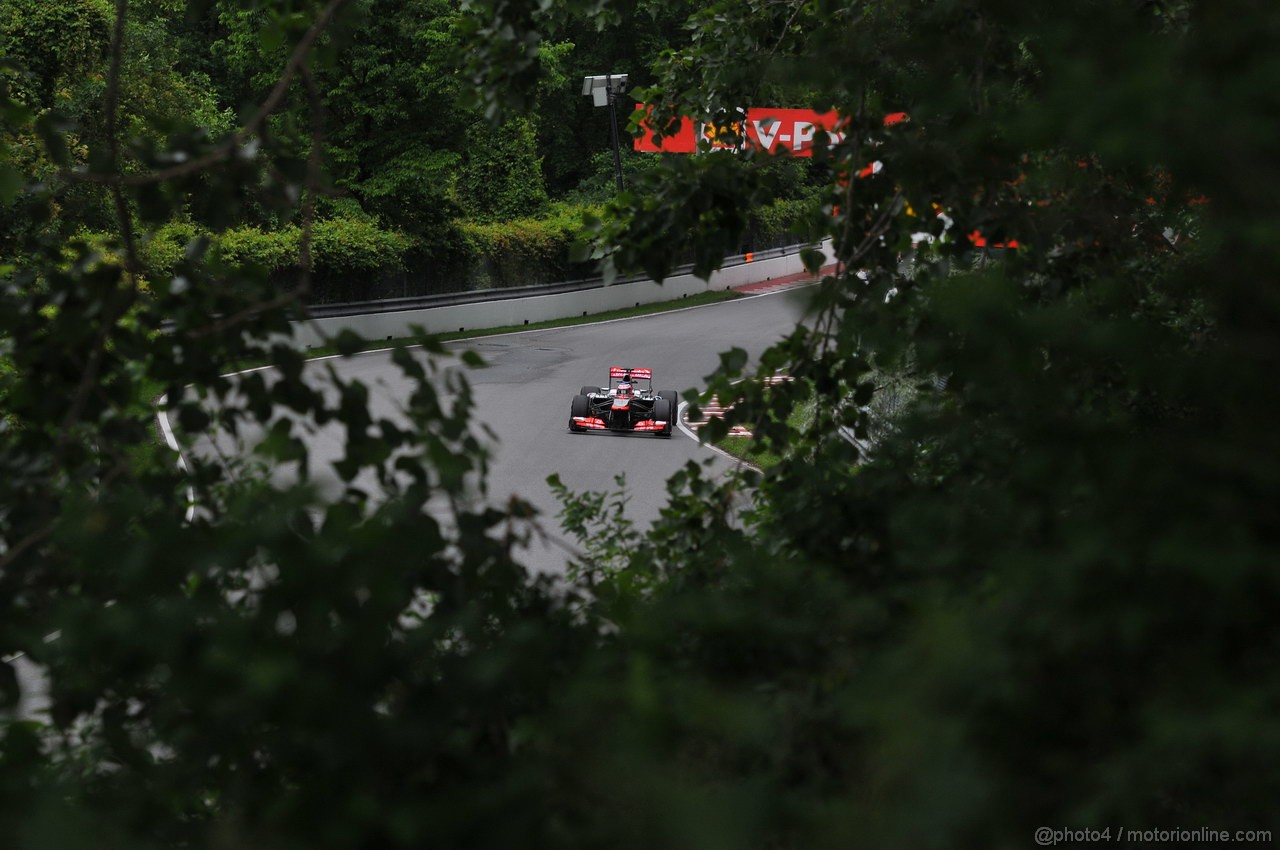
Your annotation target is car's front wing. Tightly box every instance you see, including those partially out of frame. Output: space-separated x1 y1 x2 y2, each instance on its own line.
571 411 669 432
571 416 670 432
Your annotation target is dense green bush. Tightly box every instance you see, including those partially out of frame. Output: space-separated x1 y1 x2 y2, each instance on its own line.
209 224 300 273
83 197 797 302
138 220 199 276
748 195 823 248
458 202 598 288
310 218 414 273
108 218 417 285
109 208 601 299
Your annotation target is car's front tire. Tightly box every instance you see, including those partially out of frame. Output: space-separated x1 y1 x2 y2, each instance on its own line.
569 394 590 432
653 398 673 438
656 391 678 437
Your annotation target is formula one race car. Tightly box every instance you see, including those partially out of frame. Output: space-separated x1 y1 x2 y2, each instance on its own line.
569 367 679 437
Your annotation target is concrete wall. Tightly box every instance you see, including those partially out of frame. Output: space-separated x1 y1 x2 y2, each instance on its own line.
290 242 834 350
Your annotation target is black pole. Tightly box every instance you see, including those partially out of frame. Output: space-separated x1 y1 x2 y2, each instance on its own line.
606 74 624 193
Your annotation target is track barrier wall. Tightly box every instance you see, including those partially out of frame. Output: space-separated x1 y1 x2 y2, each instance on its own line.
289 242 834 350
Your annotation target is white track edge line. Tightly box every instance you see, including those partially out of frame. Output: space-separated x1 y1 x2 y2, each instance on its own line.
156 394 197 522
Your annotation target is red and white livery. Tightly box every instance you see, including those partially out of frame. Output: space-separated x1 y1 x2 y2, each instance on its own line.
569 367 678 438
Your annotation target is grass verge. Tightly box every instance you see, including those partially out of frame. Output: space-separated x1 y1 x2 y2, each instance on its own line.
711 396 816 472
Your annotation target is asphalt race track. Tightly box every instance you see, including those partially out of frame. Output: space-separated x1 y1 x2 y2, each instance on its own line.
13 283 816 721
202 284 815 575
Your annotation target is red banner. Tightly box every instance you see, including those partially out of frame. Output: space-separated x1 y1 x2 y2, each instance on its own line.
635 108 908 156
635 107 843 155
632 109 700 153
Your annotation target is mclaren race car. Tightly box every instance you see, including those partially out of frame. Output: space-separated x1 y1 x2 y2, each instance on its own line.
569 367 678 437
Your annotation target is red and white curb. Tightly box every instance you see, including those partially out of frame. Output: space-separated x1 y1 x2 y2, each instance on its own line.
676 402 751 467
683 397 755 437
731 263 839 297
678 376 794 440
733 278 815 297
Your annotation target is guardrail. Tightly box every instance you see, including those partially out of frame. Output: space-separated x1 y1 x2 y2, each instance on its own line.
303 244 808 319
291 242 832 350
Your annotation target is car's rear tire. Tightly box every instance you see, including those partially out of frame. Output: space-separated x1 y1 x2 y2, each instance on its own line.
569 394 590 432
653 398 673 438
579 385 598 397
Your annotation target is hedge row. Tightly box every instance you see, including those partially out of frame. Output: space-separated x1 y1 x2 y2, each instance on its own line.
455 197 816 291
746 195 824 250
97 197 814 302
457 203 601 289
136 218 416 279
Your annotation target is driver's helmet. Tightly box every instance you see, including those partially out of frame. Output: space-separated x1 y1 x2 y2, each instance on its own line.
616 381 632 397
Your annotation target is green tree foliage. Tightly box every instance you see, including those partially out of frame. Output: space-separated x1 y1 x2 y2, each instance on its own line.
161 0 603 286
458 202 597 287
306 0 469 234
0 0 115 250
456 116 550 222
0 5 576 849
539 0 1280 843
0 0 112 111
5 1 1277 849
522 1 694 196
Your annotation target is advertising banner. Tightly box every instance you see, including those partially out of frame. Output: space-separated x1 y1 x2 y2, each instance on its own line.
634 108 908 155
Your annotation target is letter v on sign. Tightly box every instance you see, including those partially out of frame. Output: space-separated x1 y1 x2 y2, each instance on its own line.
753 119 781 152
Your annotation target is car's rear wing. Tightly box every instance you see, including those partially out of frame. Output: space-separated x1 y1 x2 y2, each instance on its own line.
609 366 652 380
